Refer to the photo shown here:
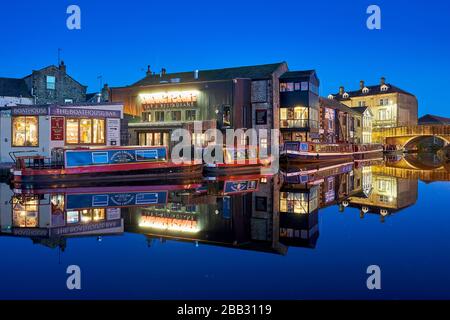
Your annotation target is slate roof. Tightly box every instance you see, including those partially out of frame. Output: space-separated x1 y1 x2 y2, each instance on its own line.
0 77 32 98
319 97 361 115
331 83 415 101
279 70 316 79
419 114 450 125
131 62 286 87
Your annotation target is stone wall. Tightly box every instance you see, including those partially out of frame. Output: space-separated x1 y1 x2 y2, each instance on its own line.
24 65 87 105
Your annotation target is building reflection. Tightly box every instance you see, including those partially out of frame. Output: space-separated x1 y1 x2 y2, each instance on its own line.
0 183 126 250
345 165 418 222
0 159 422 252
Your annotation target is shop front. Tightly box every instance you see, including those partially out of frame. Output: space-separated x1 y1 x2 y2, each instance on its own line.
0 103 124 163
119 80 242 150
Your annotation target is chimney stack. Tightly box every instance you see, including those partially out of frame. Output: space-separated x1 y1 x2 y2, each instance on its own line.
380 77 386 85
360 80 365 90
339 86 345 95
146 65 152 76
101 83 110 102
161 68 167 76
59 60 66 73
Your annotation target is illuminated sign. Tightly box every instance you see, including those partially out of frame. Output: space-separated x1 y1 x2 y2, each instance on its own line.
11 106 48 116
50 107 121 118
140 91 198 109
223 180 258 195
139 212 199 233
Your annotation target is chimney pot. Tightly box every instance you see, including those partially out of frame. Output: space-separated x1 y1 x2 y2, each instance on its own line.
146 65 152 76
339 86 344 95
380 77 386 85
59 60 66 73
360 80 365 90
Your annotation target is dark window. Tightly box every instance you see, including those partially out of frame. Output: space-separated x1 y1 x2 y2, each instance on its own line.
155 111 165 122
255 197 268 212
256 110 267 125
185 110 196 121
171 111 181 121
223 105 231 127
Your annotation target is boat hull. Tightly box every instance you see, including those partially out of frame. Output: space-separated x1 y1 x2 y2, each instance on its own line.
12 163 203 188
204 163 267 175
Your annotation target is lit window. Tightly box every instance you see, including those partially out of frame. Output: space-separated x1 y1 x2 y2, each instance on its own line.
12 197 39 227
80 119 92 144
67 211 79 224
12 116 39 147
260 138 268 149
301 82 308 91
46 76 56 90
66 118 105 145
64 99 73 104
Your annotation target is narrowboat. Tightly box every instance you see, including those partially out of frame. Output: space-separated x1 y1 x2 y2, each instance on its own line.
281 141 384 163
10 145 203 187
281 141 354 163
203 146 271 175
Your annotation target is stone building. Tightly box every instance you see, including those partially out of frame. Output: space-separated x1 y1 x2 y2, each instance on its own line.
111 62 289 152
319 97 372 144
329 77 418 130
23 61 87 105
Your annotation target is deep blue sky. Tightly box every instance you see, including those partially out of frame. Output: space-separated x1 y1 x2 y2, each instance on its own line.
1 0 449 117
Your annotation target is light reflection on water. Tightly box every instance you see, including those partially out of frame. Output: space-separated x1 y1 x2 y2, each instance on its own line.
1 155 450 299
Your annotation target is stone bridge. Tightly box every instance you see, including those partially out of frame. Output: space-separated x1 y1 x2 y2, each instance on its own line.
373 156 450 182
373 125 450 149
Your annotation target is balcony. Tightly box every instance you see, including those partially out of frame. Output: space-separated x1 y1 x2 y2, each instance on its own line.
280 119 319 129
373 119 397 129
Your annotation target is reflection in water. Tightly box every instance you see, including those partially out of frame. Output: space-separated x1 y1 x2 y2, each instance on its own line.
0 156 437 255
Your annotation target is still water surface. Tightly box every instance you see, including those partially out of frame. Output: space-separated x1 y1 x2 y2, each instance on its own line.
1 155 450 299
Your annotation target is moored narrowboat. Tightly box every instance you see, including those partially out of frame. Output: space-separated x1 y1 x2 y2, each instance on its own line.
11 145 202 187
203 146 272 175
281 141 354 163
281 141 384 163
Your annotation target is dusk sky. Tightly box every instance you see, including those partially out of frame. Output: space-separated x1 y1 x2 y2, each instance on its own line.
1 0 449 116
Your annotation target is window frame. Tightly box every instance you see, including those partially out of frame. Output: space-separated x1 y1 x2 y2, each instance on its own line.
46 75 56 90
65 117 106 146
11 116 39 147
185 110 196 121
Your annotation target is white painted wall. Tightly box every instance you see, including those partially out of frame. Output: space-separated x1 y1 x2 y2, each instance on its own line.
0 110 51 163
0 96 33 106
0 104 124 163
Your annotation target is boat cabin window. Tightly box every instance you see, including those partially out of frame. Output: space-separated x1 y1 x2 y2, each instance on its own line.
12 116 39 147
66 118 105 145
12 197 39 227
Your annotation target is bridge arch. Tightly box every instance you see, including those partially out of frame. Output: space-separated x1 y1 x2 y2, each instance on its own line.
402 135 450 150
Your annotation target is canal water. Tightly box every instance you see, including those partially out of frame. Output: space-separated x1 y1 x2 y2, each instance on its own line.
1 156 450 299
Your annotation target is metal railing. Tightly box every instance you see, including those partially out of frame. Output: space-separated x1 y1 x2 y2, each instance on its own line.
280 119 319 129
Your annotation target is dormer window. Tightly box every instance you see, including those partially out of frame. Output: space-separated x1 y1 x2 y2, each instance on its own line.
380 84 389 92
327 94 334 99
362 87 369 94
342 92 349 99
